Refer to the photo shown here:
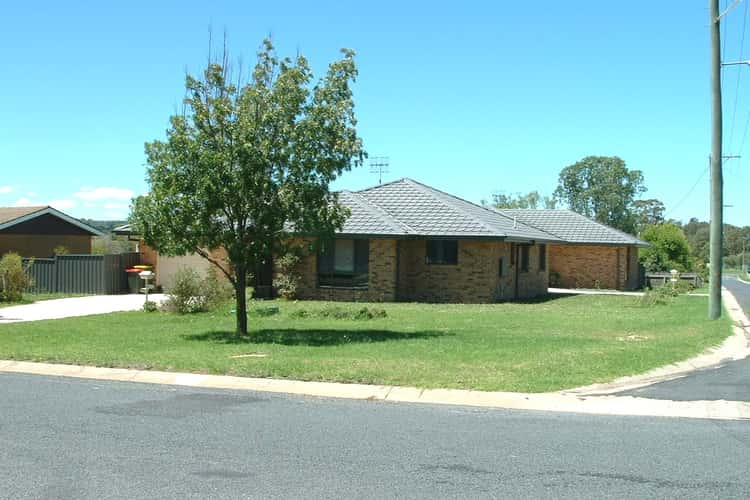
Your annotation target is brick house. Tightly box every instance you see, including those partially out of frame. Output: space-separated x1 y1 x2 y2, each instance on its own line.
0 206 102 258
497 209 648 291
292 179 561 303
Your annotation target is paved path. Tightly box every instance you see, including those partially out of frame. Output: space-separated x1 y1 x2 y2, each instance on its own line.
0 294 166 323
2 372 749 500
620 277 750 401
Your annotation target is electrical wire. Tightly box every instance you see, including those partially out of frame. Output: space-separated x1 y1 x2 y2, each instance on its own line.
728 0 749 152
664 166 710 219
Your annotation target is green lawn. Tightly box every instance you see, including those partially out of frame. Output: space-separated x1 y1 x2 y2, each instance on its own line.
0 294 733 393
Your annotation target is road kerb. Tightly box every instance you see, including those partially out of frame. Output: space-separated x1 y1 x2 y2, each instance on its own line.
1 359 750 420
563 288 750 396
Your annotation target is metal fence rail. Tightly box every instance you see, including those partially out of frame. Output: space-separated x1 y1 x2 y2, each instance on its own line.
23 253 140 295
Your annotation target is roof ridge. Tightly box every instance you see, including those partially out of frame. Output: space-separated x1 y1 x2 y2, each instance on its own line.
492 208 564 240
401 178 504 235
345 190 416 234
356 177 410 193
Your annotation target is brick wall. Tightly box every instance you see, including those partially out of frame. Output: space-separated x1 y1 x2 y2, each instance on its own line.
293 238 549 303
294 239 398 302
397 240 548 303
0 234 91 258
548 244 640 291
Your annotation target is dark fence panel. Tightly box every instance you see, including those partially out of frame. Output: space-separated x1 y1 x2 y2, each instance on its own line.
22 252 142 295
25 258 56 293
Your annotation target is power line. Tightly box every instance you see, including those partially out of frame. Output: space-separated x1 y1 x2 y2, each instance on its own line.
728 0 749 152
664 165 709 218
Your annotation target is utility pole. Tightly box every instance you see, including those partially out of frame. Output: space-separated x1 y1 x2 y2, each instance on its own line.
709 0 724 319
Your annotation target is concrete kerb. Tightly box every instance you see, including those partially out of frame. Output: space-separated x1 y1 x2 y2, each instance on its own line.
564 288 750 396
2 359 750 420
1 289 750 420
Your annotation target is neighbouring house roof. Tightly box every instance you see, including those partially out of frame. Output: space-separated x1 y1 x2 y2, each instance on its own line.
339 178 562 242
112 223 133 235
497 209 648 247
0 206 103 236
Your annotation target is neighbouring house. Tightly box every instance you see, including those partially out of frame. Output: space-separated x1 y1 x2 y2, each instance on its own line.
497 209 648 291
0 206 102 258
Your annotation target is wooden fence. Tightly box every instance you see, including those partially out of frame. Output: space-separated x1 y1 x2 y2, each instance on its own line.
23 253 140 295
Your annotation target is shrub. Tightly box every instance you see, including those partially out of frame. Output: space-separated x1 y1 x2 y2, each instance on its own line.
164 266 234 314
639 223 693 272
53 245 70 256
142 300 159 312
0 253 33 302
164 267 203 313
291 305 388 320
203 268 233 310
273 252 301 300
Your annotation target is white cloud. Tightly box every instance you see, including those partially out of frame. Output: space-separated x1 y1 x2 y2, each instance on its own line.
103 202 129 210
0 186 12 194
48 199 77 210
74 187 134 201
83 202 96 208
14 197 32 206
26 191 38 198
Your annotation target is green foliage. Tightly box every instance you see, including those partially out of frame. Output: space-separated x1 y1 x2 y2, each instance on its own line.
131 37 365 335
290 305 388 320
91 235 136 255
639 280 694 307
639 223 693 272
53 245 70 256
142 300 159 312
272 252 301 300
633 198 665 232
554 156 646 233
492 190 556 209
164 267 232 314
0 253 33 302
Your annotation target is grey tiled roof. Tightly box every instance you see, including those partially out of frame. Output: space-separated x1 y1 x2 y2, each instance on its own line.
336 178 561 242
498 209 648 246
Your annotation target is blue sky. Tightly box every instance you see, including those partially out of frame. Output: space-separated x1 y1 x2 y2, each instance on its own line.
1 1 748 226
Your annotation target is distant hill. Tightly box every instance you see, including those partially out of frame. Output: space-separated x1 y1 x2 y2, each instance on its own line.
80 219 127 233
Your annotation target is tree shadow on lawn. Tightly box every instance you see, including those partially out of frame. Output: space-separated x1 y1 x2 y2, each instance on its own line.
181 328 448 347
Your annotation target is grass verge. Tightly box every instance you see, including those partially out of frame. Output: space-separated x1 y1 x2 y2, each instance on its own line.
0 294 733 393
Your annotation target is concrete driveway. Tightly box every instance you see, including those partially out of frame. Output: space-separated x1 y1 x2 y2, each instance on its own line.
0 294 166 323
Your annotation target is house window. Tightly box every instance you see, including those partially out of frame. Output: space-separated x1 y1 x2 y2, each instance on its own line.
426 240 458 265
539 244 547 271
520 245 530 272
318 239 369 288
498 257 504 277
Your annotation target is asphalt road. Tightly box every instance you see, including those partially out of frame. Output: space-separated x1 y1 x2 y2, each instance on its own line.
621 276 750 402
2 373 750 499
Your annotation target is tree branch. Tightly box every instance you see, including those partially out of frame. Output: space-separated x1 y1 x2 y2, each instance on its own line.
194 247 235 285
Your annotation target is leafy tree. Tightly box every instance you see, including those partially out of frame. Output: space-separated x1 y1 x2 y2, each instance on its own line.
639 223 693 272
633 198 665 232
554 156 646 233
132 39 365 336
492 191 556 209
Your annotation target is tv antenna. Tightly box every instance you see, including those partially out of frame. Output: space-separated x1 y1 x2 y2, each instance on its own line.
369 157 389 185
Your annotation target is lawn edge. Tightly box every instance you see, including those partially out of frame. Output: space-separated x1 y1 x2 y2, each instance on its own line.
1 289 749 421
563 287 750 396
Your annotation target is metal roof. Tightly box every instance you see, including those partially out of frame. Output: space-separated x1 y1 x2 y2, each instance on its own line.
0 206 103 236
497 209 648 247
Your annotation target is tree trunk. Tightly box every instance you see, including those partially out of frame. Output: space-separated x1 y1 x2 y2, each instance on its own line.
235 266 248 336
